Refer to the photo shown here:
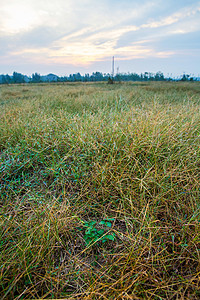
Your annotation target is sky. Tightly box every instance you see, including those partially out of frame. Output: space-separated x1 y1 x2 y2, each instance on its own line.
0 0 200 76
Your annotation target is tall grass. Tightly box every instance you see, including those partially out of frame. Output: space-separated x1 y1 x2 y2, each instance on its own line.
0 82 200 299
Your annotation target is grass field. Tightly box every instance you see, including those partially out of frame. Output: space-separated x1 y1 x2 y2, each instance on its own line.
0 81 200 299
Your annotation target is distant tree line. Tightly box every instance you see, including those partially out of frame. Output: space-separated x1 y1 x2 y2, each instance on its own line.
0 71 198 84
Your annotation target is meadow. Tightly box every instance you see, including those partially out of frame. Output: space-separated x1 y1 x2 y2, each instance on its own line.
0 81 200 299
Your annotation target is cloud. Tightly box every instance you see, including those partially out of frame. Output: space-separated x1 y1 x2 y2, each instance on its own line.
0 0 200 75
115 3 200 53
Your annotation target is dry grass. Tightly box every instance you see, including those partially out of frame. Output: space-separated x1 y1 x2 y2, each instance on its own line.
0 81 200 299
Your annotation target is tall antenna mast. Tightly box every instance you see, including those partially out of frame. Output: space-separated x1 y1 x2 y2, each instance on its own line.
112 56 115 78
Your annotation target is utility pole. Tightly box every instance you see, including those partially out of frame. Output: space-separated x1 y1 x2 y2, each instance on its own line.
112 56 115 78
108 56 115 84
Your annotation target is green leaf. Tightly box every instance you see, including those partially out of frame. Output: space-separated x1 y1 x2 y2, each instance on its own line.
99 221 112 227
97 229 104 235
89 221 97 226
99 221 106 225
105 234 115 241
105 222 112 227
85 228 92 234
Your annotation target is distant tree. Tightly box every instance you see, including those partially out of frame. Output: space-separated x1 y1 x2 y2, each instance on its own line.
2 74 11 84
144 72 149 81
129 73 141 81
91 72 103 82
68 73 82 82
74 73 82 81
1 70 188 84
103 73 109 81
83 73 90 82
148 72 154 81
115 73 122 83
181 74 190 81
155 71 165 81
32 73 41 83
12 72 25 83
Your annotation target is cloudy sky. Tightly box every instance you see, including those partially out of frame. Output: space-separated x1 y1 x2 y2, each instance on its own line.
0 0 200 76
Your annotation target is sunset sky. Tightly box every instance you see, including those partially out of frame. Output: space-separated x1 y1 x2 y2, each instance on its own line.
0 0 200 76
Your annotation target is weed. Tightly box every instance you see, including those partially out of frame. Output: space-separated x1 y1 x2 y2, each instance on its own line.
81 219 116 246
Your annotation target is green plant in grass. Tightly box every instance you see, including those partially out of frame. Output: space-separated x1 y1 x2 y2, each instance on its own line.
82 219 116 246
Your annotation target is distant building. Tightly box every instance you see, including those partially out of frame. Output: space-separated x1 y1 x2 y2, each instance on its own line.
41 74 58 82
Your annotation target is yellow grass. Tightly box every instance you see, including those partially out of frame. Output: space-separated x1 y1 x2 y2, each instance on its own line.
0 81 200 299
